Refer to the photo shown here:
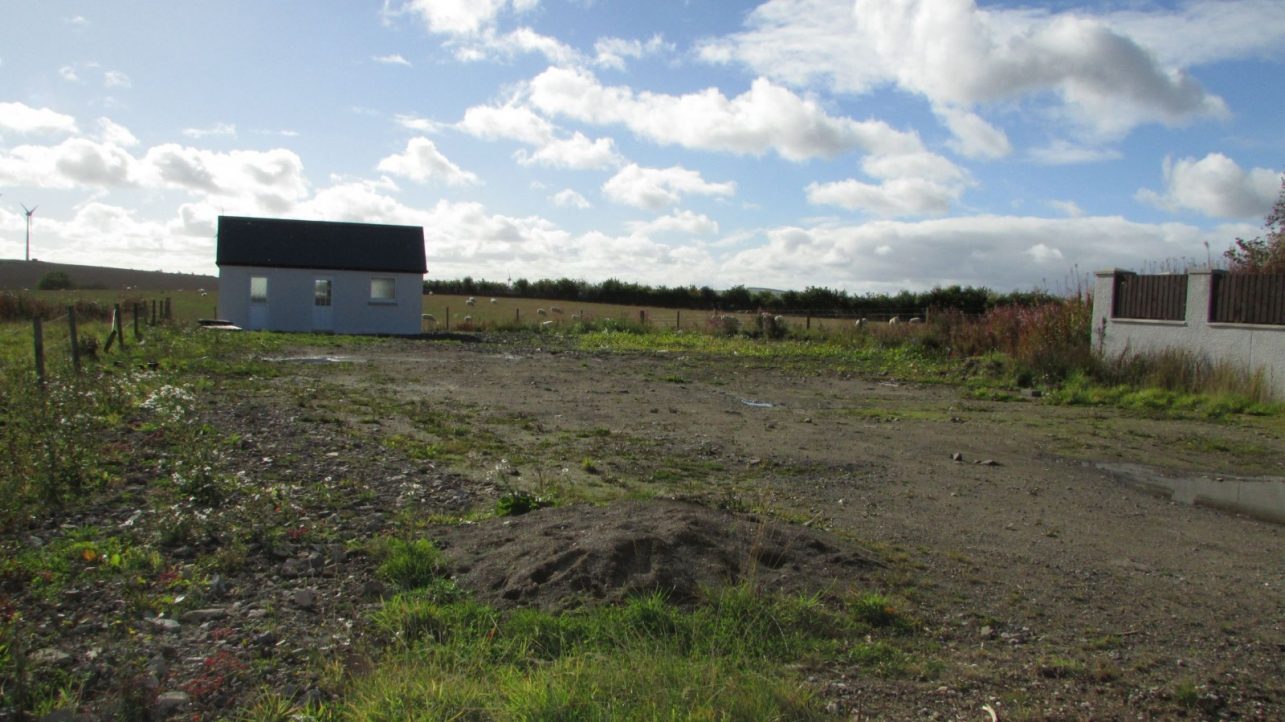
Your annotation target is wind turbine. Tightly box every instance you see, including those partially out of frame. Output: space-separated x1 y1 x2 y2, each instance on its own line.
21 203 37 261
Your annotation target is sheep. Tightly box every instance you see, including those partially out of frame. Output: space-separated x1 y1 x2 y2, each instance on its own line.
550 305 563 315
466 296 476 306
908 317 922 324
888 316 900 324
541 320 554 328
421 313 436 322
489 298 497 304
537 308 547 316
773 315 785 324
854 318 867 328
462 315 473 323
571 310 584 320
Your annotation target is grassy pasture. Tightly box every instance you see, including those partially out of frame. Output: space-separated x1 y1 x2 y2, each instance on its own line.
420 292 874 334
6 288 218 324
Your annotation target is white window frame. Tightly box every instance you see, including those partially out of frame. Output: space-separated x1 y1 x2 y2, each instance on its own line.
250 276 268 304
370 277 397 304
314 278 332 307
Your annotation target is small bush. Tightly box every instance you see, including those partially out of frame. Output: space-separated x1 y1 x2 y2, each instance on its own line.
495 489 554 517
36 272 74 291
376 538 444 590
707 314 741 337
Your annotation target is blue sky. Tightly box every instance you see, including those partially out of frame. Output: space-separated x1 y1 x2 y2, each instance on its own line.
1 0 1282 292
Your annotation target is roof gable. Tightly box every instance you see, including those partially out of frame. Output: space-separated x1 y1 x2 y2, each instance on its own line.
216 216 426 274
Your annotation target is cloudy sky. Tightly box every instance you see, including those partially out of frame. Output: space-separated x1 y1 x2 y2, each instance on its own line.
1 1 1282 293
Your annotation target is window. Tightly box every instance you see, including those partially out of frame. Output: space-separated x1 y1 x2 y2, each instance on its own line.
370 277 396 303
250 276 268 303
314 279 332 307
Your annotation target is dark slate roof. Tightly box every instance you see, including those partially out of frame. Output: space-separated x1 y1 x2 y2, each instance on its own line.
216 216 426 274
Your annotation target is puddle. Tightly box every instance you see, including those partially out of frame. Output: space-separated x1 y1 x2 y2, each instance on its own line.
262 355 363 365
1098 463 1285 525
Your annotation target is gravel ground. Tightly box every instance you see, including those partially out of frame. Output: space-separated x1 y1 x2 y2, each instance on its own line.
4 334 1281 720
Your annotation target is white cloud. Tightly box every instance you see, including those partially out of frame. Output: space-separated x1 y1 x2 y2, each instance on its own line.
400 0 522 36
459 102 620 169
602 164 736 210
393 114 442 133
936 107 1010 159
550 188 590 209
1104 0 1285 69
104 70 131 89
1025 243 1064 264
1028 140 1123 166
375 137 480 186
1049 200 1084 218
397 0 570 64
806 177 961 217
723 214 1222 293
593 34 674 70
96 117 138 147
373 54 412 66
515 132 620 170
59 66 80 82
458 104 552 145
0 102 78 135
1136 154 1281 219
0 137 138 188
528 66 925 161
807 150 974 216
181 123 236 139
141 145 310 212
626 210 719 236
703 0 1236 145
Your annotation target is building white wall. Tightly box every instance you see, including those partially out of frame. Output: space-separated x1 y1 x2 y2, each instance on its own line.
218 265 423 335
1093 270 1285 399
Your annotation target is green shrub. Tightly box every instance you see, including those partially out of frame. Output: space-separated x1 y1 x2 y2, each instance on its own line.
36 272 74 291
375 538 444 590
495 489 554 516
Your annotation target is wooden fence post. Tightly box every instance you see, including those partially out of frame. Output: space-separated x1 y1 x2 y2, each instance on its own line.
104 308 117 352
165 297 172 320
806 314 811 330
133 303 142 340
639 309 646 325
445 307 450 331
151 299 158 326
115 304 125 350
33 316 45 388
67 306 81 373
676 310 681 330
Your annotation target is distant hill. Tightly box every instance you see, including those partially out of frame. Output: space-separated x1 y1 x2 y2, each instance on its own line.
0 260 217 292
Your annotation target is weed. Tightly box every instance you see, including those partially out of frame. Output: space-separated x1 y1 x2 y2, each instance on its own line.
495 489 555 517
374 538 444 591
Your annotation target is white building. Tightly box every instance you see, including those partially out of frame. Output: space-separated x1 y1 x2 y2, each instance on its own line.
216 216 427 335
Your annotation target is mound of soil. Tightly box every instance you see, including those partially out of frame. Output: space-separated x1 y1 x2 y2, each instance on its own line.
431 499 882 610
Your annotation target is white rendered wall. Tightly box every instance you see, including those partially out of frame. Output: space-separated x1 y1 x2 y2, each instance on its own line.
218 266 423 335
1093 270 1285 399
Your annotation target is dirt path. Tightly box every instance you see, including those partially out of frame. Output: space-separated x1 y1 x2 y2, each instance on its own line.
305 339 1284 720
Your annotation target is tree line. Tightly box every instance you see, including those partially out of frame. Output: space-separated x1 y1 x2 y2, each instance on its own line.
423 276 1062 317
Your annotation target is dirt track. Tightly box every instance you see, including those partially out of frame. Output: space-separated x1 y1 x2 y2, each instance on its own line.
304 338 1283 719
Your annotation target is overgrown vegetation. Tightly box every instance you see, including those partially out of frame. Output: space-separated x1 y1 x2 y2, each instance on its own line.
1224 177 1285 273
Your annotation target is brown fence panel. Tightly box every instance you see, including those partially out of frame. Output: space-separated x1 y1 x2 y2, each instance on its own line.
1210 272 1285 325
1112 272 1187 320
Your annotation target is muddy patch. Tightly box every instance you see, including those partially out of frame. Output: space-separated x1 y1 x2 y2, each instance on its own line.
432 499 881 610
